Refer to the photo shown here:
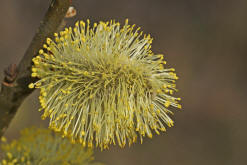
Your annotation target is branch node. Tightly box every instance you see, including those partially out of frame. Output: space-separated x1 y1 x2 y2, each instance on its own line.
65 6 77 18
3 64 17 87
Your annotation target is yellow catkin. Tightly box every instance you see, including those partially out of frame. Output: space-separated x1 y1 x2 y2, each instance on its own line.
0 127 99 165
29 19 181 150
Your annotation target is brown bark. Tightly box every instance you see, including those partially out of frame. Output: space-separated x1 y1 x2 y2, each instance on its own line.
0 0 71 138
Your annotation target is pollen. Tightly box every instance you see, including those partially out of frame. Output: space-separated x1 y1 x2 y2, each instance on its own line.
30 19 181 150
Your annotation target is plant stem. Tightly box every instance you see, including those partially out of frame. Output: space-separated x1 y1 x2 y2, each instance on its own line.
0 0 71 138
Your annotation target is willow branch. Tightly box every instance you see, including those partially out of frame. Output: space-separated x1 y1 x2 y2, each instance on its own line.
0 0 71 138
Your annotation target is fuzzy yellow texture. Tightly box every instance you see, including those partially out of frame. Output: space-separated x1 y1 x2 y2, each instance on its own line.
30 19 181 150
0 127 100 165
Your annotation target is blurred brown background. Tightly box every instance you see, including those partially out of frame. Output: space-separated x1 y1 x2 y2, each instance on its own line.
0 0 246 165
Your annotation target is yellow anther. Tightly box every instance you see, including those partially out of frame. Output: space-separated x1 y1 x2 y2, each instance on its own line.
12 159 17 163
43 44 48 49
159 64 164 69
83 141 86 147
31 67 37 72
80 21 85 27
42 92 47 97
28 83 35 89
39 49 44 54
160 127 166 132
44 53 50 59
170 120 174 126
164 101 170 108
125 19 129 24
31 73 37 77
46 38 52 44
88 142 93 148
7 152 12 159
2 159 7 165
1 136 7 142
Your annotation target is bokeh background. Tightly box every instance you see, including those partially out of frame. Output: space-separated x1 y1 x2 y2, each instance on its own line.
0 0 246 165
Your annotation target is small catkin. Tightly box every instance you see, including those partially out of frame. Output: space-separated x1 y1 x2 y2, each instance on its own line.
0 127 101 165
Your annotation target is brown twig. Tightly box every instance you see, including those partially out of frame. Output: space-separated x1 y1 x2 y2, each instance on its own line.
0 0 71 138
